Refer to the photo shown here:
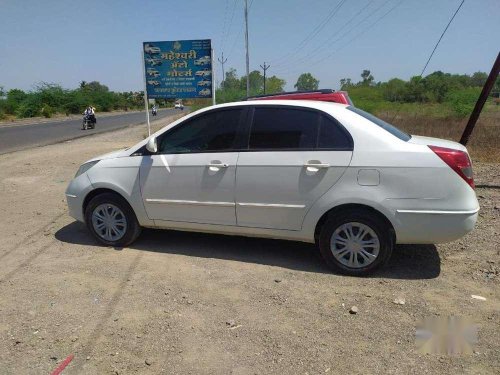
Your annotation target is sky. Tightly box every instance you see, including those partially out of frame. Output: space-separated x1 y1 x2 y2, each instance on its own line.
0 0 499 92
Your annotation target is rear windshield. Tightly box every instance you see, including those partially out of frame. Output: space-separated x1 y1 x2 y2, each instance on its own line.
347 106 411 141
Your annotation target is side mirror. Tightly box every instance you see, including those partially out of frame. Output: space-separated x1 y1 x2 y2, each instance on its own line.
146 137 158 153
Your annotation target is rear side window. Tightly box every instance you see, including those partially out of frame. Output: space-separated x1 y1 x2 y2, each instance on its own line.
249 108 318 150
318 115 353 149
159 109 241 153
347 106 411 141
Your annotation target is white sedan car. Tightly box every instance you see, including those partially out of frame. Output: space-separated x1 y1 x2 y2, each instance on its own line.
195 68 212 77
194 56 211 66
66 100 478 275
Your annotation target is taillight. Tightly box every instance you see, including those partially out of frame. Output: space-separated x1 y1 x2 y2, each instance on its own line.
429 146 474 189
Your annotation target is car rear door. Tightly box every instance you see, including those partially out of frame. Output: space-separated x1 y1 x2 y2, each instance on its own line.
235 105 353 230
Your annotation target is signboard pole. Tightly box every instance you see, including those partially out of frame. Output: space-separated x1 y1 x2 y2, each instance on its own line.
211 48 216 106
141 48 151 136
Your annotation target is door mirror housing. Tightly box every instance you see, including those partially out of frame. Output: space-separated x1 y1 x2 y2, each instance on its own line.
146 137 158 153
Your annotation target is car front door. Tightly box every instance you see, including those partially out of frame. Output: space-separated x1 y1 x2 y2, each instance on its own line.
140 108 246 226
235 106 353 230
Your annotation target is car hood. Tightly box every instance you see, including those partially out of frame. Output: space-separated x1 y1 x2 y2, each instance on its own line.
409 135 467 153
87 148 129 163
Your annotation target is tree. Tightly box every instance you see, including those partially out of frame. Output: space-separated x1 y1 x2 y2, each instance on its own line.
470 72 488 87
382 78 407 102
79 81 87 89
240 70 263 95
222 68 240 90
360 70 374 86
340 78 352 90
294 73 319 91
83 81 109 92
265 76 286 94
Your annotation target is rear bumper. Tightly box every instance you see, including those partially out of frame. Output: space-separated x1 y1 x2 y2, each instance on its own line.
394 208 479 244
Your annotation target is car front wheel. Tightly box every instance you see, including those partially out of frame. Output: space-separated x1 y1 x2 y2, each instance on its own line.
319 209 393 276
85 193 141 247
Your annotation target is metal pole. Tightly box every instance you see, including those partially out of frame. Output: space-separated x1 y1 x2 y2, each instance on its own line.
260 62 270 94
211 47 216 106
460 52 500 146
244 0 250 97
141 47 151 136
218 51 228 88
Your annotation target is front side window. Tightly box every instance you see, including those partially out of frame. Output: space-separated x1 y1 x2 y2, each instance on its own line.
159 109 242 153
249 108 318 150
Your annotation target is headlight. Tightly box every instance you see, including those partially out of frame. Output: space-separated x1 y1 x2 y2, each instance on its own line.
75 160 100 178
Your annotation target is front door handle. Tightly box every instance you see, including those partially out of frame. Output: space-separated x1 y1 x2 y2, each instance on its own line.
304 162 330 172
207 162 229 171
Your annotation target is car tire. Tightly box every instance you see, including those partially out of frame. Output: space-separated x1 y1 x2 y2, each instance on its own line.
84 192 141 247
318 208 393 276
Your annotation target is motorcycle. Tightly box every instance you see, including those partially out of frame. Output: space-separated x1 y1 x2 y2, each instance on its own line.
82 114 96 130
152 108 157 116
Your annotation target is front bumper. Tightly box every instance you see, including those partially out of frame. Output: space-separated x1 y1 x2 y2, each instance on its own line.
65 173 94 223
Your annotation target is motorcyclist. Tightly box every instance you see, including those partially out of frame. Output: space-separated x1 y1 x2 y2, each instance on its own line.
152 104 157 116
83 106 96 125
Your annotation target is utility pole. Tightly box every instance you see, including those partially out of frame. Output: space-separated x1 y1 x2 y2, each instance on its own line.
260 62 270 94
460 52 500 146
218 52 228 88
244 0 250 97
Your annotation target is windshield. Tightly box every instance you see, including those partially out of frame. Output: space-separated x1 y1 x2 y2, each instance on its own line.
347 106 411 141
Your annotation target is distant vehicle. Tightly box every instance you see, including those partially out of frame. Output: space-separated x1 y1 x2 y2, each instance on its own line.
248 89 353 105
81 114 95 130
199 88 211 96
146 58 162 66
197 78 211 87
147 80 160 86
144 43 161 55
194 56 211 66
147 69 160 77
195 68 212 77
174 100 184 110
66 100 478 276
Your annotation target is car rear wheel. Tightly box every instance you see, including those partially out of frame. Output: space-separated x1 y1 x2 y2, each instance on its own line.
319 209 393 276
85 193 141 247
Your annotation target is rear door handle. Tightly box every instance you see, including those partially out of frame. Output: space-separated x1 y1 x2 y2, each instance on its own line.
304 162 330 172
207 162 229 171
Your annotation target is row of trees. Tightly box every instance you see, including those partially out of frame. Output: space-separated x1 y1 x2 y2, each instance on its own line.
0 81 145 119
216 68 321 102
339 69 500 117
2 69 496 119
340 70 494 103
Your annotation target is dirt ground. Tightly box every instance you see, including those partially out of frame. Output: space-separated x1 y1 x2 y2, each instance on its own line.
0 116 498 374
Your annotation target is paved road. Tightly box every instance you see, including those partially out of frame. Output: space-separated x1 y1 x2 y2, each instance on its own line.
0 109 180 155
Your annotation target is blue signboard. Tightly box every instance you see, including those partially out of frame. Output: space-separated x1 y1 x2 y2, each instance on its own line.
143 39 212 99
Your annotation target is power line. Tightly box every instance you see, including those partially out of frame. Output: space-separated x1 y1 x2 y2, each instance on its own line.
420 0 465 76
276 0 404 76
220 0 238 53
269 0 347 65
273 0 375 70
219 0 230 52
226 0 253 60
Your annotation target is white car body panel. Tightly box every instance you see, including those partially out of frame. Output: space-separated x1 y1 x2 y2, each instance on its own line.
66 100 479 246
235 151 352 230
140 153 238 225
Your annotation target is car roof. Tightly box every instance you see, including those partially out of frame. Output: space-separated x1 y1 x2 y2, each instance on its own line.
208 99 349 112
